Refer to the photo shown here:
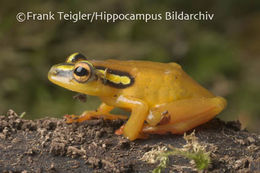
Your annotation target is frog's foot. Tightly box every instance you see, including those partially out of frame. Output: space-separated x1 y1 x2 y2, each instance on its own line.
64 114 82 123
115 125 125 135
65 111 128 124
115 125 149 139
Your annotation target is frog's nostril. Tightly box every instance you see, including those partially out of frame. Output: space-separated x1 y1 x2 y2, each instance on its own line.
49 67 58 75
53 69 59 75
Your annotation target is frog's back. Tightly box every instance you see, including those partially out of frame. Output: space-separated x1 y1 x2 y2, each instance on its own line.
91 59 179 72
91 59 214 106
125 60 215 103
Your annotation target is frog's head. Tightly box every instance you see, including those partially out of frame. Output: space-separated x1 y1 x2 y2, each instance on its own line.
48 53 99 95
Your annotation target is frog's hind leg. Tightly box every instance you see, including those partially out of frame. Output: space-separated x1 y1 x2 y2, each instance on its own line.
143 96 227 134
65 102 128 123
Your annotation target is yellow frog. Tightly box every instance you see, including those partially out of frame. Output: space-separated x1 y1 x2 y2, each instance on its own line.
48 53 227 141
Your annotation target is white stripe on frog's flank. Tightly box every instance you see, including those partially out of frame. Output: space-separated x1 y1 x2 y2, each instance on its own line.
147 110 154 121
116 95 142 105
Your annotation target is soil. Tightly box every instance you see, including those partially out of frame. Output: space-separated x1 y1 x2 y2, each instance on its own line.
0 110 259 173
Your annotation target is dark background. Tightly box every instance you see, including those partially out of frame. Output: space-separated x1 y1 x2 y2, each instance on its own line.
0 1 259 132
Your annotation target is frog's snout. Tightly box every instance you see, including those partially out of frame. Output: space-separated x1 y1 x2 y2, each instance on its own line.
48 66 60 82
48 64 74 85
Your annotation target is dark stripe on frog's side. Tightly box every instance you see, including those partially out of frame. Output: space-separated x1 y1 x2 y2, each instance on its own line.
59 62 74 66
71 53 87 63
95 66 134 89
66 53 87 63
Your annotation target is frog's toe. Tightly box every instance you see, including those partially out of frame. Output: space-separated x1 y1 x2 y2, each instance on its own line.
115 125 125 135
64 114 80 123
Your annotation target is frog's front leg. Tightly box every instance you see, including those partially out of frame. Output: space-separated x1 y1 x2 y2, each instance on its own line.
143 96 227 134
102 96 149 141
65 102 128 123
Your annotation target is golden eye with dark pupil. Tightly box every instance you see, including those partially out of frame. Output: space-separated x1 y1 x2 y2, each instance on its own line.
73 62 92 83
74 66 89 76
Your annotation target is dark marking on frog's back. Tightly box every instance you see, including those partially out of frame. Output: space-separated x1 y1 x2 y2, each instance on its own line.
95 66 135 89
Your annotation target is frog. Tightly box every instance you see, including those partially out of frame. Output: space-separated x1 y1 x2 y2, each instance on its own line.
48 53 227 141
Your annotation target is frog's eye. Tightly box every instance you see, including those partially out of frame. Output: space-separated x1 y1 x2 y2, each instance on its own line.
66 53 87 63
73 61 95 83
